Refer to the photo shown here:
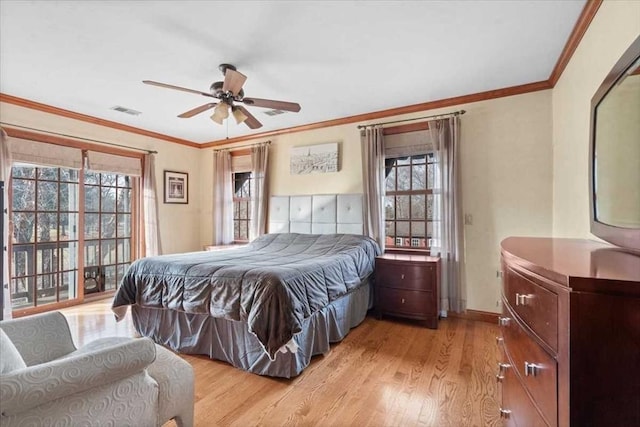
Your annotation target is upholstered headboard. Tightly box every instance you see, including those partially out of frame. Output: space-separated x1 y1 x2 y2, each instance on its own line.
269 194 364 235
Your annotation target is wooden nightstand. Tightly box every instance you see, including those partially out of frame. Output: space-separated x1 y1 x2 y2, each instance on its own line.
203 244 247 251
375 253 441 329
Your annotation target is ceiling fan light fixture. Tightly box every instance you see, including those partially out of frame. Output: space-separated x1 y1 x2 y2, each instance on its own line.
232 106 248 124
210 102 229 124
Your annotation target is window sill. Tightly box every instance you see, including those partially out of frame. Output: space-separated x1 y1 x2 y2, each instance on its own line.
384 247 433 255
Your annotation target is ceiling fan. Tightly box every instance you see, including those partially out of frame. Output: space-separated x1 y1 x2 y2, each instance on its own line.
143 64 301 129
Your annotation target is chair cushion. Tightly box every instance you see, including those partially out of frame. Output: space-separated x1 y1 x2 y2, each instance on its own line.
0 328 27 373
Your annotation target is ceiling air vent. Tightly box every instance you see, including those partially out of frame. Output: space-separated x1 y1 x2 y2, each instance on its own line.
110 106 142 116
263 109 286 117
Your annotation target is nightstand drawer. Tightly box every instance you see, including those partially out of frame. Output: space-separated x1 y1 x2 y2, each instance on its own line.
377 287 436 318
376 262 434 291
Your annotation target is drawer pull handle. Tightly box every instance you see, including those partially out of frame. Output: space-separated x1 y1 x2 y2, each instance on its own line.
496 374 504 383
401 298 405 304
498 316 511 326
524 361 540 377
401 274 405 279
499 408 512 419
495 336 504 345
515 293 532 306
497 362 511 373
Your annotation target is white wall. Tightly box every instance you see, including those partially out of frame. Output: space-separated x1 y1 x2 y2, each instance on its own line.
203 90 554 313
552 0 640 238
0 102 203 254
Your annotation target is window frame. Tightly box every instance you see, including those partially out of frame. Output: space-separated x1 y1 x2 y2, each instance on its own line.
232 171 252 243
382 123 438 254
5 128 143 317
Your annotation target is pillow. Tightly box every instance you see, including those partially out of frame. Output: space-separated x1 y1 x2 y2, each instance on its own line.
0 328 27 373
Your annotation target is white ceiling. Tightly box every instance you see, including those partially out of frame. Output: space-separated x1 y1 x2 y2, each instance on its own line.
0 0 586 144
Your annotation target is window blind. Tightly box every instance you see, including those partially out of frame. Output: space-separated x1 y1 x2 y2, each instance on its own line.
8 137 84 169
384 130 434 158
231 154 251 173
86 150 142 176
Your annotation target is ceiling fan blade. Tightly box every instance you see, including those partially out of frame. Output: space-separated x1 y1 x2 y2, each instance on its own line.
242 97 301 113
143 80 214 98
236 105 262 129
177 103 217 118
222 69 247 96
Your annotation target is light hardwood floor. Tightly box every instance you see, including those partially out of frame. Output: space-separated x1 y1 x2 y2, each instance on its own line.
60 299 501 427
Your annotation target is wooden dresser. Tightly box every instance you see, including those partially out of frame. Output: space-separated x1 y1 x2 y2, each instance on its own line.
498 237 640 426
374 253 440 329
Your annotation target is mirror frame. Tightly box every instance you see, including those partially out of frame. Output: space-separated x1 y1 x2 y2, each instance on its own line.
589 35 640 253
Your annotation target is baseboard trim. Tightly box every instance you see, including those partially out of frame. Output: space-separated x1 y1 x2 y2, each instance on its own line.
447 309 499 324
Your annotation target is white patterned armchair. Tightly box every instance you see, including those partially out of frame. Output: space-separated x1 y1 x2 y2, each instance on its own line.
0 311 194 427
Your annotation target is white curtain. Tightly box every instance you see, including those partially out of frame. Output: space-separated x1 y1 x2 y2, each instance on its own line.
142 154 162 256
0 129 13 320
250 143 269 241
212 150 233 245
429 116 465 313
360 127 386 251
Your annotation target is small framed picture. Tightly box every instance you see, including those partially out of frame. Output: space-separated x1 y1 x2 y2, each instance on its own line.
164 170 188 204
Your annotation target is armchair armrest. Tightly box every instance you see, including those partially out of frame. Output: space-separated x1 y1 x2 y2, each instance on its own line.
0 337 156 417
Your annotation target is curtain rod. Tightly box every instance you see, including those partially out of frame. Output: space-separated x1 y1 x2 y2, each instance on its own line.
0 122 158 154
213 140 271 152
356 109 466 129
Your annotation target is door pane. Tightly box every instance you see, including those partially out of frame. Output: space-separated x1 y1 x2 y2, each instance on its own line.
101 187 116 212
59 213 79 241
59 183 79 211
36 181 58 211
85 186 100 212
36 213 58 242
12 213 35 243
85 213 100 239
101 239 117 265
12 179 35 211
84 241 99 267
101 214 117 239
117 214 131 238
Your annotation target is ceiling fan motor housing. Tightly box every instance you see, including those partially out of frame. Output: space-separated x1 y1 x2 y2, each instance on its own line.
210 81 244 102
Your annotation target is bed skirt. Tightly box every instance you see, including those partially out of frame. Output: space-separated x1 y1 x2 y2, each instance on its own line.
131 279 373 378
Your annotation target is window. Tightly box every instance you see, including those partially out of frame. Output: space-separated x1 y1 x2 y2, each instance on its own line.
9 165 134 310
232 172 252 242
384 153 438 250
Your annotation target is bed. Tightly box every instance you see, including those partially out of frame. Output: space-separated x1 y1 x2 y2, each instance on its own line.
112 194 381 378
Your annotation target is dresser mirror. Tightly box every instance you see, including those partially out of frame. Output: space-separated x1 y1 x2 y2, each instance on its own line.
589 35 640 252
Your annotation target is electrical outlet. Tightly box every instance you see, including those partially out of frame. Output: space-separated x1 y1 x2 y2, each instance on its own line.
496 270 503 279
464 214 473 225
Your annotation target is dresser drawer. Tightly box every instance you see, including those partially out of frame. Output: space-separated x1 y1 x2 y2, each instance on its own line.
376 261 435 292
377 287 435 318
502 303 557 427
501 361 549 427
504 267 558 352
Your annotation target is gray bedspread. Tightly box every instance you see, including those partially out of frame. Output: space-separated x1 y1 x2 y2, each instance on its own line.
112 233 380 359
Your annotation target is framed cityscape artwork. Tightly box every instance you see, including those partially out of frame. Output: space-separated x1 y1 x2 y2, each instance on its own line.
290 142 339 174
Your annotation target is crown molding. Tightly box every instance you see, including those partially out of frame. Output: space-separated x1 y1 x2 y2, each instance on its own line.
549 0 603 86
0 93 200 148
200 80 552 147
1 0 600 149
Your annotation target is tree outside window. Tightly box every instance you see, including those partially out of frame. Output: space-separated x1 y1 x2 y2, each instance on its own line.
232 172 252 242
